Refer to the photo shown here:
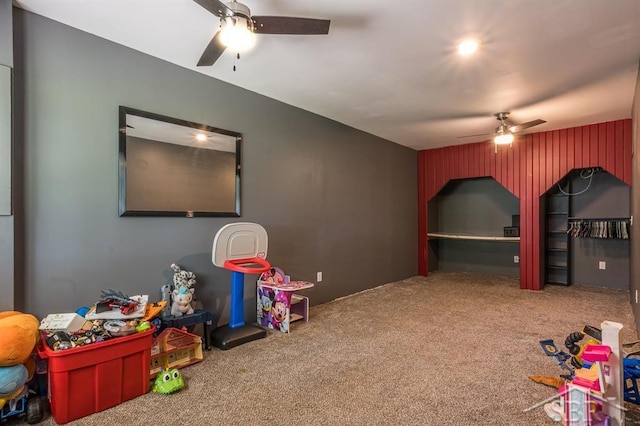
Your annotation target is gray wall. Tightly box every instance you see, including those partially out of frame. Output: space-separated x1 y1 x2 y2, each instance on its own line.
12 10 418 322
568 170 630 290
427 177 520 277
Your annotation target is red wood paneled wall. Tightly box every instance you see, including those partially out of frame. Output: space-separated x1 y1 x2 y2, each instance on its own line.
417 119 632 290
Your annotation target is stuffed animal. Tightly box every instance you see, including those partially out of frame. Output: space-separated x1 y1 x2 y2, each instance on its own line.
0 311 40 407
170 263 196 317
171 288 195 317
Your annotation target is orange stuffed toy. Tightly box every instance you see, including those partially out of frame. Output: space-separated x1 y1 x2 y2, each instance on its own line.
0 311 40 407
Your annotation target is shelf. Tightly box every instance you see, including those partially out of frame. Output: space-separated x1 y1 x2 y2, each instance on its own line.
427 232 519 242
545 190 570 286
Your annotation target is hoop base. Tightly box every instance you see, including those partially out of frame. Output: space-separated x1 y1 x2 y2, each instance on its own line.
211 324 266 350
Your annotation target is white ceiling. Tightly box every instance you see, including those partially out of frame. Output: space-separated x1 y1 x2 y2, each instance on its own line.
13 0 640 150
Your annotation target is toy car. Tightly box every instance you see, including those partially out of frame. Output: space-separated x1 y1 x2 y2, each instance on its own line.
0 387 46 424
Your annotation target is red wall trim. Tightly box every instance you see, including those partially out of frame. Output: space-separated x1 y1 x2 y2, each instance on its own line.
417 119 632 290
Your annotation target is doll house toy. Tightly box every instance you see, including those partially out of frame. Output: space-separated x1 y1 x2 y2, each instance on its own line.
158 309 214 350
257 268 313 333
150 328 203 378
544 320 624 425
210 222 272 350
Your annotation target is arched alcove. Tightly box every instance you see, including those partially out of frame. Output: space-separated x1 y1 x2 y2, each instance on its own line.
542 167 630 289
418 119 632 290
428 177 520 277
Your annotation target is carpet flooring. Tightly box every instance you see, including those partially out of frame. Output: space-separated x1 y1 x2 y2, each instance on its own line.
31 272 639 425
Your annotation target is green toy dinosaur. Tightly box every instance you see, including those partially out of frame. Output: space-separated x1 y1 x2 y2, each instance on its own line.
152 368 184 394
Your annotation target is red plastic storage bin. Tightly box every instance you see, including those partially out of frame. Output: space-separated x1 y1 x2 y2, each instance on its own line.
38 327 154 424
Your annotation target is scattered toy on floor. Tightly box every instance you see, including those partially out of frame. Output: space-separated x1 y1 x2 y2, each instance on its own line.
539 339 574 375
563 325 601 369
152 368 184 394
528 375 565 389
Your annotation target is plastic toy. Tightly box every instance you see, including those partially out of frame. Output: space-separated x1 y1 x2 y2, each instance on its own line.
38 313 87 333
535 321 624 425
564 325 602 368
97 289 140 315
528 375 565 389
158 309 215 350
152 369 184 394
0 385 45 424
142 301 168 322
600 320 623 425
170 263 196 317
623 357 640 404
210 222 271 350
150 328 203 378
539 339 574 376
160 284 173 318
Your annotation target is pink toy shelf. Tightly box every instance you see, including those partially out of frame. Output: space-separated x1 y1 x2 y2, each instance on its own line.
257 267 313 333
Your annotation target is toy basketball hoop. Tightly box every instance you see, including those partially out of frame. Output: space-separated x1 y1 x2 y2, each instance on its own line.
210 222 271 350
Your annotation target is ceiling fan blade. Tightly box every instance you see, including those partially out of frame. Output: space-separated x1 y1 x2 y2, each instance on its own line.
193 0 232 17
510 119 546 133
457 133 490 139
197 30 227 66
252 16 331 35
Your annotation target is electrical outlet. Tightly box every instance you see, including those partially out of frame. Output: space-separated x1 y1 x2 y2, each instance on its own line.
513 255 519 264
599 261 606 270
317 271 323 282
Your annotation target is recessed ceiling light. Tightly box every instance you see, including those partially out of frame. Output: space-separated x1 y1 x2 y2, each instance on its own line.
195 133 208 142
458 39 479 56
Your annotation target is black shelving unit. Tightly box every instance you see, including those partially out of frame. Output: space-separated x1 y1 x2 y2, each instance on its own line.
544 192 570 286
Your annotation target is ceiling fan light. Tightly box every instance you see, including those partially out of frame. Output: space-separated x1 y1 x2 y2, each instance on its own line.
458 39 479 56
220 17 256 52
494 133 514 145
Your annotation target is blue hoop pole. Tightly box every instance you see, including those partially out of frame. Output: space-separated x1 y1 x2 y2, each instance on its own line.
229 271 245 328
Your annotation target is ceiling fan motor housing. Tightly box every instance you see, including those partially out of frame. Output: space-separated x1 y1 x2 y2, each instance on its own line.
496 112 510 121
224 1 251 19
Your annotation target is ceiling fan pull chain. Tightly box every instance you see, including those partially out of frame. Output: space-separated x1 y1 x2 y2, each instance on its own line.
233 52 240 72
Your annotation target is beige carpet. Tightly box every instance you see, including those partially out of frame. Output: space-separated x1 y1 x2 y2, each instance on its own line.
33 272 638 425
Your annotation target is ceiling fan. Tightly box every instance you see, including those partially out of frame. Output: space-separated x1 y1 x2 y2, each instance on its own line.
459 112 546 150
193 0 331 67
